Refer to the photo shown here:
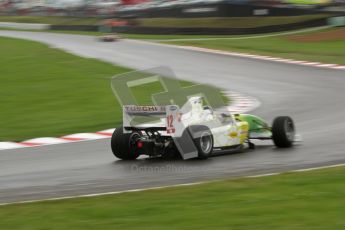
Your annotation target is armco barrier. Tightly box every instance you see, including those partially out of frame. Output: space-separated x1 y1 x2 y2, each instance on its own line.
112 18 327 35
0 22 49 30
117 3 323 18
50 25 99 31
48 18 327 35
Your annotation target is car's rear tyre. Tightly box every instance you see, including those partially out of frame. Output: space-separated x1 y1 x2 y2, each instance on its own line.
111 126 141 160
188 125 213 159
272 116 295 148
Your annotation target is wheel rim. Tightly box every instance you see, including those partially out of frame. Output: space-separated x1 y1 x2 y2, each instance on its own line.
285 119 295 141
200 132 212 153
129 133 141 148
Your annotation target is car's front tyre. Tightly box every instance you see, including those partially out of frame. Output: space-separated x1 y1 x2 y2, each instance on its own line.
272 116 295 148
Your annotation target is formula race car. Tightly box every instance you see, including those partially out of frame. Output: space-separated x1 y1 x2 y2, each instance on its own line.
98 33 121 42
111 97 297 160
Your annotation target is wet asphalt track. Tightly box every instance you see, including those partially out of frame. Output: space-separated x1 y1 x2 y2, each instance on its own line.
0 31 345 204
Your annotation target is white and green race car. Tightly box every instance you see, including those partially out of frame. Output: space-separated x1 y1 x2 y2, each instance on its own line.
111 96 297 160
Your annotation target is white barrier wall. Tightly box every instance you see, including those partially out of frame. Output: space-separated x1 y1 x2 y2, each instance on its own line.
0 22 50 30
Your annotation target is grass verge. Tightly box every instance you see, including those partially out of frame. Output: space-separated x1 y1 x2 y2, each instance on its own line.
0 166 344 229
0 36 126 141
0 36 224 141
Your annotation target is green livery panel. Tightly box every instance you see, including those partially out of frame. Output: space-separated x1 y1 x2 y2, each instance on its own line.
235 114 272 137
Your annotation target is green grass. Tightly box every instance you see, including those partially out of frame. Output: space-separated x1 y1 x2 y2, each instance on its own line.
0 36 126 141
0 36 224 141
135 15 329 28
285 0 330 4
0 166 344 230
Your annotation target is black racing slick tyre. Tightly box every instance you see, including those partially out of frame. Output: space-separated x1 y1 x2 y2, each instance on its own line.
111 126 141 160
272 116 295 148
188 125 214 159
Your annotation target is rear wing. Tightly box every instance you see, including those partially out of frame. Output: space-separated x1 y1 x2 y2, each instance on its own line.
124 105 167 117
123 97 207 136
123 105 182 135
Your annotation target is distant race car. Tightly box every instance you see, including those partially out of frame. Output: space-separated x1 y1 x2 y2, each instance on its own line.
111 96 298 160
98 33 120 42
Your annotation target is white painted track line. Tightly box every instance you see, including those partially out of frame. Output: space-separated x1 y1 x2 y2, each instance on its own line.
1 163 344 206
